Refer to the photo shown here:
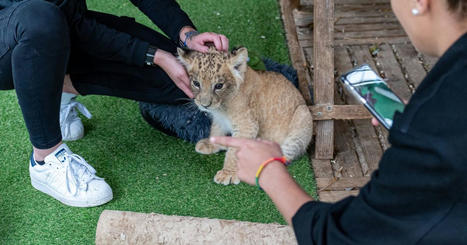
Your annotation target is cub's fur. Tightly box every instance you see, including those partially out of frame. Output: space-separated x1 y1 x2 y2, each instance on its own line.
178 47 313 185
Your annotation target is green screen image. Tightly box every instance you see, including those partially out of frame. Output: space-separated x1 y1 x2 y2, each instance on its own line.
343 65 405 128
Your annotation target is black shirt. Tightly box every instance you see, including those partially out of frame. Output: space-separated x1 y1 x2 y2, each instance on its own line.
0 0 195 66
292 33 467 244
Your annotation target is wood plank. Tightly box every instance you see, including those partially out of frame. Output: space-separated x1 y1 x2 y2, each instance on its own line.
280 0 313 105
421 54 438 71
335 8 393 19
373 43 413 102
293 10 398 28
335 16 398 25
302 0 389 5
293 7 314 27
333 46 369 178
310 105 371 120
375 124 390 151
318 190 359 203
316 177 370 190
336 37 409 46
297 26 405 41
392 43 427 89
299 37 410 48
352 120 382 175
348 45 384 174
335 29 406 40
311 159 334 178
335 23 401 32
334 120 364 177
313 0 335 159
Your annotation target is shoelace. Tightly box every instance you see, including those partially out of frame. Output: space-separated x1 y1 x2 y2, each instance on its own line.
60 101 92 133
63 153 103 196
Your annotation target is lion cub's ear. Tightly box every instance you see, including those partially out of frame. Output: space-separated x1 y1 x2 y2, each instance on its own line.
228 47 248 80
177 48 193 71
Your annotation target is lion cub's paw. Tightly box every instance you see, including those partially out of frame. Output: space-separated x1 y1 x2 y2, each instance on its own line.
214 169 240 185
195 138 222 154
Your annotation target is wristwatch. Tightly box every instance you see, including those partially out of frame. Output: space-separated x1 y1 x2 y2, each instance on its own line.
145 45 158 66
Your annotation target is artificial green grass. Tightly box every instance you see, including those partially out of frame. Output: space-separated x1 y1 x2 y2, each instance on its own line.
0 1 316 244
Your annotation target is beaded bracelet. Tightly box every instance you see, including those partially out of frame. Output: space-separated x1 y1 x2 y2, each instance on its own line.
255 156 290 190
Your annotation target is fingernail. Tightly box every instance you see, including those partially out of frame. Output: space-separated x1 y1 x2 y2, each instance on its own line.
210 137 215 143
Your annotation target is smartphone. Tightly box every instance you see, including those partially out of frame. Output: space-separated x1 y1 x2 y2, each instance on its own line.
340 64 405 130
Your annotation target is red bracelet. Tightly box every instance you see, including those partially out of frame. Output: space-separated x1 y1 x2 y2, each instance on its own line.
255 156 290 190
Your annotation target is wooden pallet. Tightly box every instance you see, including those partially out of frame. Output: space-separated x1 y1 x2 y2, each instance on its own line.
280 0 437 202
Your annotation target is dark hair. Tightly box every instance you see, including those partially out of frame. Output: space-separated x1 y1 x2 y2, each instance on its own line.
447 0 467 18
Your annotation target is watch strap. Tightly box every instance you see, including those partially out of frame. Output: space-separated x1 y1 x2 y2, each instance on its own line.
145 45 158 66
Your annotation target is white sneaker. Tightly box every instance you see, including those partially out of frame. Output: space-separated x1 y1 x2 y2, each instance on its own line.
29 143 113 207
60 92 92 141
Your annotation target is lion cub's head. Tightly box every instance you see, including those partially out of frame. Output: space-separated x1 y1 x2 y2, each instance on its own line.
177 47 248 112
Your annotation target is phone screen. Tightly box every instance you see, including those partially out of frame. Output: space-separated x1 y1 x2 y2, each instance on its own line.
340 64 405 129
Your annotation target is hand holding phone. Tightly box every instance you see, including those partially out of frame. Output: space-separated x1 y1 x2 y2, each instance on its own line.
340 64 405 129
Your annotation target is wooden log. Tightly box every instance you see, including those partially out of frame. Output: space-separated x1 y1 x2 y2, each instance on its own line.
314 0 335 159
96 210 297 245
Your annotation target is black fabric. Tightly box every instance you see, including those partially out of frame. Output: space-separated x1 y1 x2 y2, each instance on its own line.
68 10 187 104
0 0 69 149
292 33 467 245
0 0 194 148
1 0 194 66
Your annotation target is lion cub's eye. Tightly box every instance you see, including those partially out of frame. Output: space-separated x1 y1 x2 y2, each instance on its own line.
214 83 224 90
192 81 200 87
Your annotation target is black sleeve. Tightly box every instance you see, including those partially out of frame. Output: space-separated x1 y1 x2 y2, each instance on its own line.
129 0 196 44
71 15 149 66
291 71 466 244
65 0 195 66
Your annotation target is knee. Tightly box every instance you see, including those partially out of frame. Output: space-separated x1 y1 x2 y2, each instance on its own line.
14 0 69 45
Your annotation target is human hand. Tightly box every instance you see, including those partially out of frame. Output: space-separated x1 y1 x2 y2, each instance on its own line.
371 117 379 126
187 32 229 52
153 49 194 98
210 136 286 185
180 27 229 52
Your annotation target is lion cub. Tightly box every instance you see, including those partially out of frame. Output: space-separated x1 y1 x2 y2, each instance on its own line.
178 47 313 185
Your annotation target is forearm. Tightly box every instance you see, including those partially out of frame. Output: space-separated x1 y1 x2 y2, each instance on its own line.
130 0 195 42
260 162 314 225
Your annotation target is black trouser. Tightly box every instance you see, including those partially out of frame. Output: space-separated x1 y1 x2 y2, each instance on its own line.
0 0 187 149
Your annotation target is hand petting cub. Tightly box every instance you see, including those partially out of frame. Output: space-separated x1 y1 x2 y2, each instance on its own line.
178 47 313 185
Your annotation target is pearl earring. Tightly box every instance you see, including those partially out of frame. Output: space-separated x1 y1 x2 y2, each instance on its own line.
411 8 420 15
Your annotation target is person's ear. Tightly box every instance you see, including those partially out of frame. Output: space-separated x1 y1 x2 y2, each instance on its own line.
413 0 430 16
